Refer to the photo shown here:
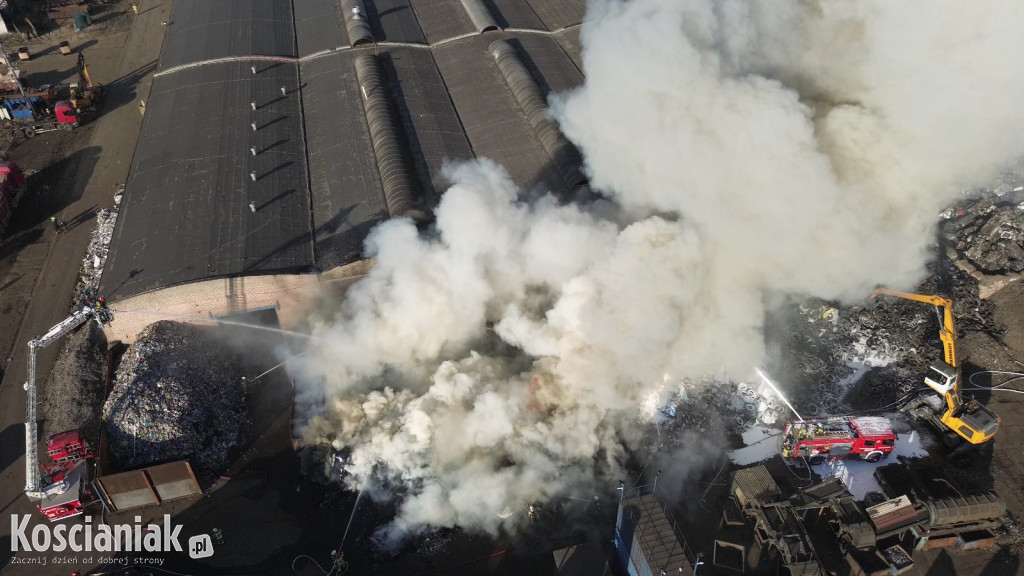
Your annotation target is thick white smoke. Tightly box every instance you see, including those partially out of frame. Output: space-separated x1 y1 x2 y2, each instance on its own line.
294 0 1024 548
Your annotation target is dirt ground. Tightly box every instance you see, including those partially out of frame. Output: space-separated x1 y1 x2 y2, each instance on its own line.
0 1 172 574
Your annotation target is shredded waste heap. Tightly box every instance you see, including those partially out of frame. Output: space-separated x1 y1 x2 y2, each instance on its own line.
103 321 247 481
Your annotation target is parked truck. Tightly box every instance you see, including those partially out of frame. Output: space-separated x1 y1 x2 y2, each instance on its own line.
0 160 27 237
1 95 82 139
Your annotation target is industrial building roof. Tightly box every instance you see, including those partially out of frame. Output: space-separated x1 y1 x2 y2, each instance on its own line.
101 0 588 299
618 492 692 574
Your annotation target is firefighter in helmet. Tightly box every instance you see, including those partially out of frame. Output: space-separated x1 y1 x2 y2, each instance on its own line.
331 549 348 571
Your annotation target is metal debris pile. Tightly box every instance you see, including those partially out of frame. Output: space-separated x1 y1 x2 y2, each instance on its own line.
942 184 1024 274
41 322 107 441
650 380 736 442
103 321 247 481
73 187 121 303
769 256 1005 416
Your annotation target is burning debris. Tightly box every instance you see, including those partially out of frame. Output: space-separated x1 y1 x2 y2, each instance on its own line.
103 321 247 482
765 249 1006 418
293 0 1024 550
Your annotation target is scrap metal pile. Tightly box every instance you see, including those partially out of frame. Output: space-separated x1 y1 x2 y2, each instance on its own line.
686 188 1019 433
767 189 1017 417
770 261 1004 417
103 321 248 481
41 322 106 441
942 184 1024 274
73 187 121 303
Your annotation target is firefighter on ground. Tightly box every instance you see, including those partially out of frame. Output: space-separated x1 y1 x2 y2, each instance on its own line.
211 527 224 545
331 550 348 571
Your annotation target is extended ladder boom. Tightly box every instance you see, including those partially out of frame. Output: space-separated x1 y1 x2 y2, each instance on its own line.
24 306 100 495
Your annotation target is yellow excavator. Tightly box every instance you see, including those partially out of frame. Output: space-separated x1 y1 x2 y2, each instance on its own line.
68 52 104 112
871 289 1000 445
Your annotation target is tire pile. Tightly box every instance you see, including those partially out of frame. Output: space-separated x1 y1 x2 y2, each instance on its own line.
765 259 1007 418
103 321 248 481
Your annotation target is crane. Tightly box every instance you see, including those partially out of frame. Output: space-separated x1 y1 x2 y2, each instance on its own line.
871 289 999 445
23 298 111 520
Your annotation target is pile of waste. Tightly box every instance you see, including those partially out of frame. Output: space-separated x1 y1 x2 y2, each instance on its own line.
42 322 107 441
698 190 1018 430
73 187 121 305
103 321 247 481
768 255 1005 417
941 184 1024 274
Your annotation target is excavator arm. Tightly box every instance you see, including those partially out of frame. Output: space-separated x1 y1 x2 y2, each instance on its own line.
871 288 999 444
871 289 956 366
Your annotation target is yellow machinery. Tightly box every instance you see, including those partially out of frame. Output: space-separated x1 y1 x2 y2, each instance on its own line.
69 52 104 112
871 289 1000 444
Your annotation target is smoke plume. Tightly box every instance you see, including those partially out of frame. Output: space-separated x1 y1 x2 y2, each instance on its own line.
293 0 1024 548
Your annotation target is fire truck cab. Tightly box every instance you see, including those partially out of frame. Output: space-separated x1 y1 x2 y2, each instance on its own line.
45 430 91 468
782 416 897 464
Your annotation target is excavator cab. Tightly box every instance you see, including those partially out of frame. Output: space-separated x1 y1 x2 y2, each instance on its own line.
924 362 957 395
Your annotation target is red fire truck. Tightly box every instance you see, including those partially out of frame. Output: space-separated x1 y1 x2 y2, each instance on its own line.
782 416 897 464
33 431 94 521
23 306 108 520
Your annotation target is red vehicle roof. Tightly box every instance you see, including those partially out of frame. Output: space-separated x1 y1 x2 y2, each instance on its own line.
849 417 895 437
48 430 82 449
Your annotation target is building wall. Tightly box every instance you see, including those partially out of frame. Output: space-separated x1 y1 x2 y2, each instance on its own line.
105 261 372 343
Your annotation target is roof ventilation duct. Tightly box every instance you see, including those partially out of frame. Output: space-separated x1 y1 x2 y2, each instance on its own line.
342 0 374 46
460 0 499 33
354 54 426 221
489 39 586 192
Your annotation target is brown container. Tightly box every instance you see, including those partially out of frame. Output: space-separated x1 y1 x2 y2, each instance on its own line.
921 534 959 550
17 47 30 61
957 530 997 551
59 41 72 55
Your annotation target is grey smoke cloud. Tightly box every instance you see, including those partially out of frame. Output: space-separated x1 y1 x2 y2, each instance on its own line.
295 0 1024 547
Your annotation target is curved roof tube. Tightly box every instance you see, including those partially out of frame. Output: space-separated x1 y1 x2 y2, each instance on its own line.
342 0 375 47
925 494 1006 529
460 0 500 33
489 39 586 192
354 53 426 221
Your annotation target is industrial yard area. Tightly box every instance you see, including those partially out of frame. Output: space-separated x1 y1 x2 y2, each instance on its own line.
0 0 1023 575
